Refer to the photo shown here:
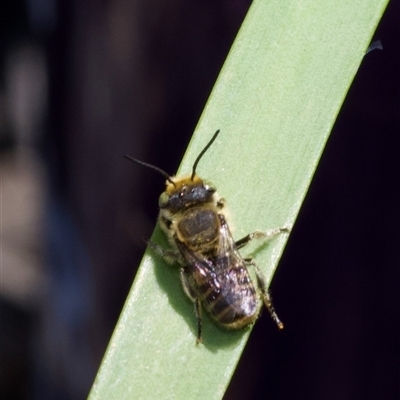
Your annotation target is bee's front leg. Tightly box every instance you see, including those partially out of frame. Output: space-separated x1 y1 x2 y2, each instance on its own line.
235 227 290 249
180 268 203 344
216 197 226 209
253 264 284 330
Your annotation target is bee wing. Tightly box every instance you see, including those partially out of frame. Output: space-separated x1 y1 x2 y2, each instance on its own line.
175 215 245 275
176 216 258 324
216 218 258 307
215 217 244 272
175 239 215 274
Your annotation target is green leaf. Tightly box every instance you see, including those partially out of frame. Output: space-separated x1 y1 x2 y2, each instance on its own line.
89 0 389 399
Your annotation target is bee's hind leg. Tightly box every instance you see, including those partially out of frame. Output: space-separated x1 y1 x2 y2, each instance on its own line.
194 299 203 344
252 264 284 330
235 227 290 250
147 240 182 265
180 268 203 344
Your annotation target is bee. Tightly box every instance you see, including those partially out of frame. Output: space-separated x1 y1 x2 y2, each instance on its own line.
125 130 288 343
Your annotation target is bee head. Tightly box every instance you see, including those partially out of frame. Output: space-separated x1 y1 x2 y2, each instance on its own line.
159 176 216 212
124 129 220 212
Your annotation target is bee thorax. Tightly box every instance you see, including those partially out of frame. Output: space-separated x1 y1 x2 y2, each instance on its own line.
177 207 219 248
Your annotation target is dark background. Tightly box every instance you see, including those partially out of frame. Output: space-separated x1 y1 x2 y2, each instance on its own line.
1 1 399 399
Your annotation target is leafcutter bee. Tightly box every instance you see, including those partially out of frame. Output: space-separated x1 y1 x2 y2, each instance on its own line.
125 130 288 343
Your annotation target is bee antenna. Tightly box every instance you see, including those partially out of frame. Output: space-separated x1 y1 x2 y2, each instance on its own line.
124 155 176 187
191 129 220 180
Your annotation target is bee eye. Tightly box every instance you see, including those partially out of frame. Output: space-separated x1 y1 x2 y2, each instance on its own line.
159 192 169 208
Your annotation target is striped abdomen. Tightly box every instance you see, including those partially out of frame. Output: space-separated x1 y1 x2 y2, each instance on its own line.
189 263 260 329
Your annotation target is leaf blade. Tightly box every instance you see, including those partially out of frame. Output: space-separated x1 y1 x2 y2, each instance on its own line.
89 0 389 399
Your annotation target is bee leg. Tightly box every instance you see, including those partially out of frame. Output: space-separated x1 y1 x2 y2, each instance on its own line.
194 299 203 344
216 198 226 209
180 268 203 344
253 264 284 330
147 240 182 265
235 227 290 249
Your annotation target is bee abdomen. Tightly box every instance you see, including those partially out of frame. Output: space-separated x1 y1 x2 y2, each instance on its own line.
200 281 259 329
